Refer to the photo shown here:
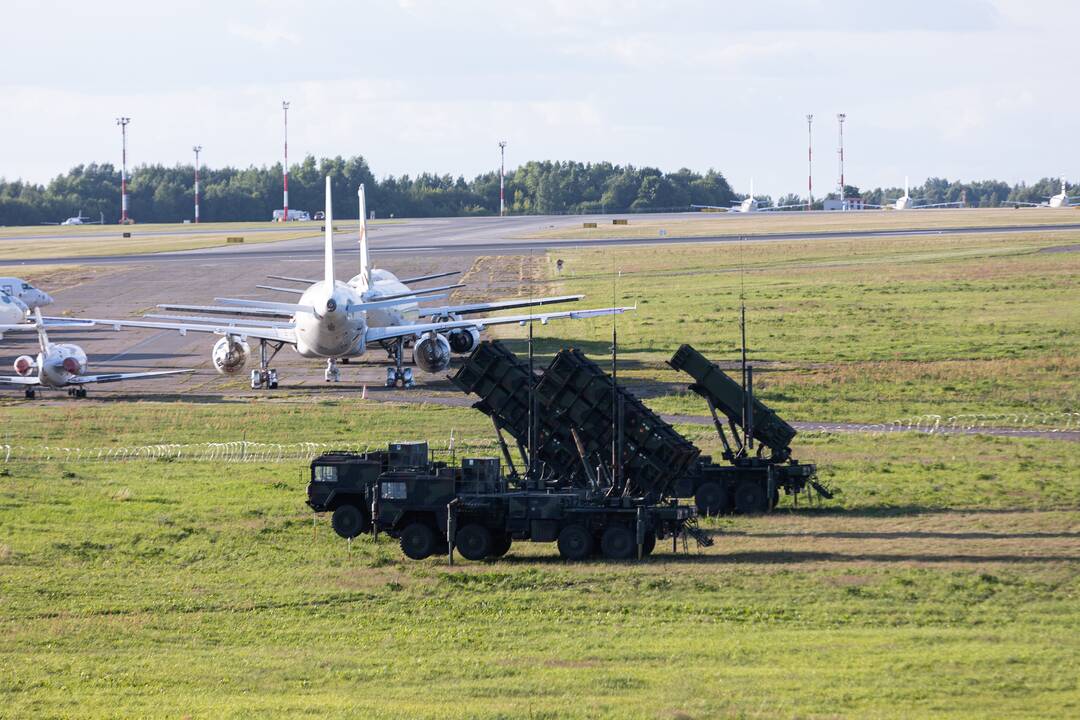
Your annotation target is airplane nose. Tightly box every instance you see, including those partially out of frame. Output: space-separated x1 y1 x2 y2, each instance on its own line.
41 293 54 306
326 298 338 312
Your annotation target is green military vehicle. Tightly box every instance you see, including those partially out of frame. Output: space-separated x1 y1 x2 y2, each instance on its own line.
306 441 701 561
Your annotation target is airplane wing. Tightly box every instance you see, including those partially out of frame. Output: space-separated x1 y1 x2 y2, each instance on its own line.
265 275 317 285
255 285 306 295
157 304 295 318
0 376 41 386
399 270 461 285
912 201 964 209
417 294 584 319
87 317 298 344
756 203 812 212
0 320 95 337
69 369 195 385
144 314 295 328
365 305 634 345
690 204 734 212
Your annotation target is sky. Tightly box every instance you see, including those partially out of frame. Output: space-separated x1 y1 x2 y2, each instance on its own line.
2 0 1076 198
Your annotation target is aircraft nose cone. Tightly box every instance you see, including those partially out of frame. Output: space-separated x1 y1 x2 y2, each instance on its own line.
326 298 338 312
40 293 54 306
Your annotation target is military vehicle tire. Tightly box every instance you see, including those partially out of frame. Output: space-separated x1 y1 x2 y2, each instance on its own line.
455 523 493 561
770 488 781 510
557 524 593 560
600 526 636 560
734 480 768 514
400 522 437 560
695 481 729 516
642 532 657 556
489 533 512 558
331 504 366 539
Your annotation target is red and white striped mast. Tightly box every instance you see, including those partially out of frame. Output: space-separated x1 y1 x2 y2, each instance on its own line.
116 117 130 223
192 145 202 223
498 140 507 216
806 114 813 211
282 100 290 222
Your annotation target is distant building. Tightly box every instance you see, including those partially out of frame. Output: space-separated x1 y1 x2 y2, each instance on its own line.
823 198 867 211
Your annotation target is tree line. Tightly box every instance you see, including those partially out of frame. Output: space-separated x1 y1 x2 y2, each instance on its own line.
0 156 1071 225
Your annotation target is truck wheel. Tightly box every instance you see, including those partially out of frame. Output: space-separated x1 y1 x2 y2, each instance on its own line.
455 524 493 561
489 533 512 558
400 523 437 560
600 526 636 560
331 504 366 539
695 481 729 516
557 524 593 561
770 488 781 510
734 481 768 515
642 532 657 556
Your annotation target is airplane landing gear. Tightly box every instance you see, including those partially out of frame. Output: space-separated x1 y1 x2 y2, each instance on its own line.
25 388 36 399
385 339 414 388
251 340 283 390
325 358 341 383
67 387 87 398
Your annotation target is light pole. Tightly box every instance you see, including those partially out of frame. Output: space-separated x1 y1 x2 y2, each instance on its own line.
282 100 290 222
192 145 203 224
836 113 846 210
806 114 813 211
498 140 507 216
116 117 130 223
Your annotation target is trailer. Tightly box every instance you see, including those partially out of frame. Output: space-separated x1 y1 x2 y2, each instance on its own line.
306 442 704 561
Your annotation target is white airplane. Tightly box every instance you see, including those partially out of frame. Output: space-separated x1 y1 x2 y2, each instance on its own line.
88 178 633 389
0 278 54 309
863 178 964 211
0 309 192 398
691 179 806 213
42 210 105 226
1004 177 1079 208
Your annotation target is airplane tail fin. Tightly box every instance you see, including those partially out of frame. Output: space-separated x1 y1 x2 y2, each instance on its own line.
904 176 909 197
33 308 49 353
1063 176 1068 195
324 177 335 287
357 184 370 292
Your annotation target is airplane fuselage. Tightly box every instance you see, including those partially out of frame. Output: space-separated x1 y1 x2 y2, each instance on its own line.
350 268 421 330
294 280 368 359
894 195 914 210
22 345 88 387
1049 194 1068 208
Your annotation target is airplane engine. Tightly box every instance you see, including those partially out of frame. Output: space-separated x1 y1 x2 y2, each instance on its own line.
447 327 480 354
412 332 451 374
13 355 35 376
62 356 85 375
211 336 251 375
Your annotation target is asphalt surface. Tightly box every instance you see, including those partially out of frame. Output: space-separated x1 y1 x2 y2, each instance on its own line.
1 212 1075 442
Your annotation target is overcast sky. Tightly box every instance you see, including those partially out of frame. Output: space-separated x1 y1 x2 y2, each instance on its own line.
3 0 1075 197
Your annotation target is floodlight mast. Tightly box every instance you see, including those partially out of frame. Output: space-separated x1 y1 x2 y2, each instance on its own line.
498 140 507 216
282 100 290 222
116 117 130 223
192 145 202 224
836 113 846 210
806 114 813 211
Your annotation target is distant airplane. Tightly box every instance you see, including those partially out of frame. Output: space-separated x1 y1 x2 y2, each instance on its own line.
863 178 964 210
0 310 191 398
691 179 806 213
42 210 104 226
1003 177 1079 208
0 278 54 309
86 178 633 389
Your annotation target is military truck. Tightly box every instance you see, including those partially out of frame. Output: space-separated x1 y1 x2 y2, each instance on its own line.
306 441 702 561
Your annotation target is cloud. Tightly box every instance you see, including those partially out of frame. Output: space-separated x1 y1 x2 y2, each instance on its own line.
226 21 301 48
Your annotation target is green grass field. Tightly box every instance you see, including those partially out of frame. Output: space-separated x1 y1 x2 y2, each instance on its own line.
1 223 1078 717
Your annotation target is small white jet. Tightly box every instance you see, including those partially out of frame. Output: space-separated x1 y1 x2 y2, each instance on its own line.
0 309 193 398
691 180 806 213
1004 177 1079 208
0 278 54 309
42 210 105 226
863 178 964 211
88 178 632 389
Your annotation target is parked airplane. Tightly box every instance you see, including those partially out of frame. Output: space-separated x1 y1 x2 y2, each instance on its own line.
88 178 632 389
1003 177 1079 208
42 210 105 226
0 278 54 309
863 178 964 210
0 310 192 398
692 180 806 213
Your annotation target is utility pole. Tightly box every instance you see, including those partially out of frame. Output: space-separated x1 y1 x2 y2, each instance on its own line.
836 113 846 210
116 117 130 223
192 145 202 224
498 140 507 216
282 100 290 222
806 114 813 211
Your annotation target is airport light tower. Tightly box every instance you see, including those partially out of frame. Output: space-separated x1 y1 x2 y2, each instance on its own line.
836 113 847 210
192 145 203 224
116 117 130 223
282 100 290 222
498 140 507 216
806 114 813 211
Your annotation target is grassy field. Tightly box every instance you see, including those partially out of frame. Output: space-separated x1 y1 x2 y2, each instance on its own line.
488 229 1080 425
0 220 375 260
524 207 1080 241
0 400 1078 718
